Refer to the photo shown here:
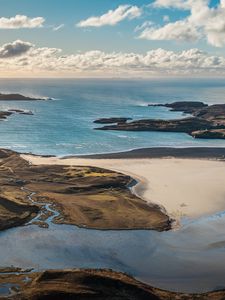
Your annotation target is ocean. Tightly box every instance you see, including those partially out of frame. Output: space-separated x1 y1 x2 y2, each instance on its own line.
0 78 224 156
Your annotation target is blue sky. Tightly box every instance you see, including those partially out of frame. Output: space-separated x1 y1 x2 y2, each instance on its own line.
0 0 225 77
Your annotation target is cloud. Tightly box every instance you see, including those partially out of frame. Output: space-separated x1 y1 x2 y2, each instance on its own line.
0 15 45 29
53 24 65 31
134 21 153 32
0 40 33 58
1 40 225 76
76 5 142 28
139 20 200 41
141 0 225 47
152 0 207 10
163 15 170 22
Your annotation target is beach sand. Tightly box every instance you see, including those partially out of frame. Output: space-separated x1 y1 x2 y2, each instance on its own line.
22 154 225 220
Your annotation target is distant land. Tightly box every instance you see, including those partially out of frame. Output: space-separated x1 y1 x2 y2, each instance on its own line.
0 93 50 101
95 101 225 140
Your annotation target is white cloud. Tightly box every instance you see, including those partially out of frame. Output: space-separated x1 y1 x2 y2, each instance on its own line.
76 5 142 28
134 21 153 32
53 24 65 31
142 0 225 47
163 15 170 22
0 40 33 58
1 40 225 76
153 0 207 10
140 20 200 41
0 15 45 29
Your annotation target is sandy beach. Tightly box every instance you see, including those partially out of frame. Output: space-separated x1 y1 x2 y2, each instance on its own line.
22 154 225 220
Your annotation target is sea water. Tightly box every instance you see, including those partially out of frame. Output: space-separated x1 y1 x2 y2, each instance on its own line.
0 78 224 156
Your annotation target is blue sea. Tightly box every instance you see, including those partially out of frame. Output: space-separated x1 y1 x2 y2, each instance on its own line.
0 78 224 156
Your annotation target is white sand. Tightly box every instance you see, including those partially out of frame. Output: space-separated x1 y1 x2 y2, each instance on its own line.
21 154 225 220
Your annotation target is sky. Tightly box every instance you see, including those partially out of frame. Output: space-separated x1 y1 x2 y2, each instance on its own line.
0 0 225 77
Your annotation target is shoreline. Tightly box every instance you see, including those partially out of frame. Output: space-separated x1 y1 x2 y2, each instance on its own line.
22 147 225 222
66 146 225 160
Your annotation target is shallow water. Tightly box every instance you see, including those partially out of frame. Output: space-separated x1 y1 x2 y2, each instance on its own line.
0 78 224 156
1 212 225 293
0 283 19 297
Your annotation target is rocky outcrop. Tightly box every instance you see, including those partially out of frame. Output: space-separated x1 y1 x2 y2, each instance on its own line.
95 117 215 133
149 101 208 114
95 101 225 139
0 109 34 122
0 111 13 120
8 109 34 115
94 117 132 124
191 129 225 139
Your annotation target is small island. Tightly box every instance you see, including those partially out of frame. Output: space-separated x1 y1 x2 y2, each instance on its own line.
0 93 50 101
95 101 225 140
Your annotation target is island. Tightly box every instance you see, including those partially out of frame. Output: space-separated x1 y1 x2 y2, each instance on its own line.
0 93 49 101
1 268 225 299
94 101 225 139
0 149 171 232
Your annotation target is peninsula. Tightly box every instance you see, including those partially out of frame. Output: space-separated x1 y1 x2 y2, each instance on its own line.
95 101 225 139
0 149 171 232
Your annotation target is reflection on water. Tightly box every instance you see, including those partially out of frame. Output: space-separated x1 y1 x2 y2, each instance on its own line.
1 211 225 293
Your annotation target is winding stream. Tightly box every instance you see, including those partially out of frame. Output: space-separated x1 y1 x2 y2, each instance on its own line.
21 187 60 227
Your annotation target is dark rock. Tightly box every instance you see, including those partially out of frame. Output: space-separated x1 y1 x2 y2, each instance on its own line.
0 93 47 101
191 129 225 139
0 111 13 120
96 117 216 133
149 101 208 114
94 117 132 124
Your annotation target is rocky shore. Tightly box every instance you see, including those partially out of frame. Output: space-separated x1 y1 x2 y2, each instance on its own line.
1 268 225 300
0 149 171 231
0 109 33 122
95 101 225 139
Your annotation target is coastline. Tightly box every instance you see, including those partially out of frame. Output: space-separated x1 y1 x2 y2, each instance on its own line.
22 147 225 221
67 146 225 160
